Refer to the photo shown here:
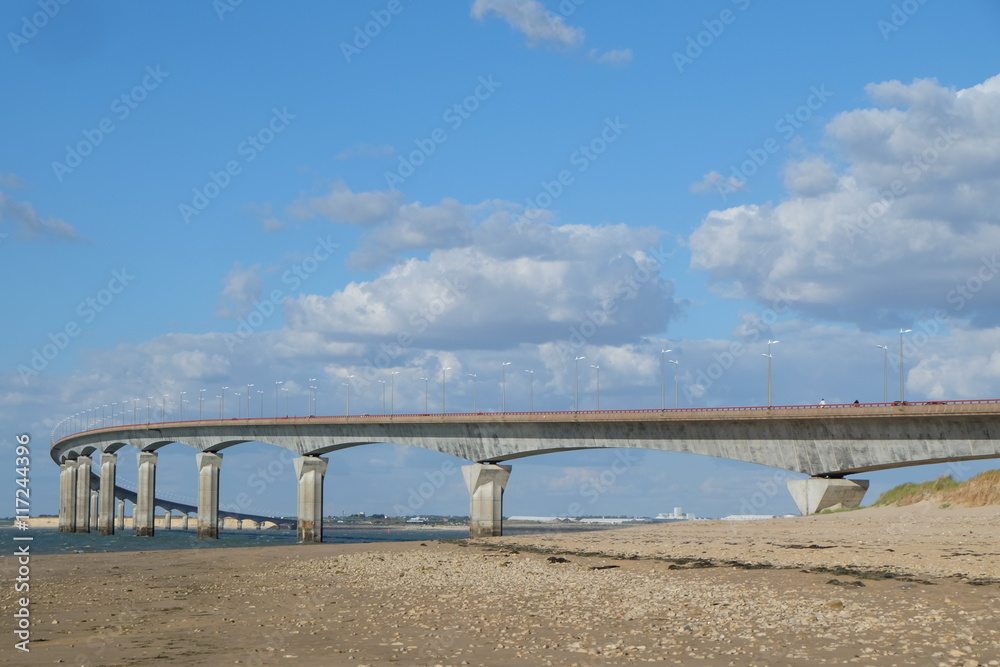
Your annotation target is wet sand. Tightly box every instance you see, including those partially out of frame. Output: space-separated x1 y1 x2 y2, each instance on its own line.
3 504 998 666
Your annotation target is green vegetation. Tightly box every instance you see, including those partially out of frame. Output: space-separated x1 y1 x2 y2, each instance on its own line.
873 470 1000 507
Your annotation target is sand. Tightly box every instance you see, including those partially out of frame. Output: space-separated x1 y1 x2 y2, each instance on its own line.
3 504 998 666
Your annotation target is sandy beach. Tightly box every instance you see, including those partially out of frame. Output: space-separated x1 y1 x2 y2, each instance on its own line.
4 504 999 666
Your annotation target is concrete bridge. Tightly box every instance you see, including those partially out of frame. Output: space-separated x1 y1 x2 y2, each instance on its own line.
50 400 1000 541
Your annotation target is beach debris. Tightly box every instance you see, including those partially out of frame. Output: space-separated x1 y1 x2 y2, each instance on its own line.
826 578 866 587
546 556 571 564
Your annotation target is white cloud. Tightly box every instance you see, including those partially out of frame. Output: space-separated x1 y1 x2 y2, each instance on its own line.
589 48 633 66
690 170 747 195
288 179 404 227
216 262 262 318
0 191 85 242
689 74 1000 328
471 0 584 50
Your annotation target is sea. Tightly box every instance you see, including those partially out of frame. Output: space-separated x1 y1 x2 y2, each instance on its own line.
0 520 624 556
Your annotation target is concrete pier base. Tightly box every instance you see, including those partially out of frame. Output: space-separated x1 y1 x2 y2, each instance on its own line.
294 456 328 544
163 510 172 530
462 463 512 538
197 452 223 539
116 499 125 531
59 461 77 533
89 491 99 531
74 456 92 533
181 514 189 530
787 477 869 515
98 453 117 535
135 452 157 537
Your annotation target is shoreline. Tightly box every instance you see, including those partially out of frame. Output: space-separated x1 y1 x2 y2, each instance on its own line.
4 504 998 665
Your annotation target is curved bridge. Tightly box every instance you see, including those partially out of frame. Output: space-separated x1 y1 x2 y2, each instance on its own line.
51 400 1000 539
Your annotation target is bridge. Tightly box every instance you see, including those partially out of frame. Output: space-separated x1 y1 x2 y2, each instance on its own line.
50 400 1000 541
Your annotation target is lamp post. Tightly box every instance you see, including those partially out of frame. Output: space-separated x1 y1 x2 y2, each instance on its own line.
467 374 477 412
179 392 186 420
283 386 289 417
762 340 779 407
199 389 205 420
133 399 139 425
525 369 534 412
899 329 912 402
660 349 672 410
876 345 888 403
441 367 451 414
420 376 429 413
591 364 601 410
216 395 222 418
308 379 317 416
378 380 386 415
257 390 264 417
501 362 511 413
111 402 117 426
235 392 242 418
390 371 399 415
274 381 283 417
147 397 153 424
246 383 253 418
161 395 167 421
574 356 586 411
222 387 229 418
344 375 354 416
669 359 680 409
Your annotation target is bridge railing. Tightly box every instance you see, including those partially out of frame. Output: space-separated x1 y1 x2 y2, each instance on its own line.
51 397 1000 445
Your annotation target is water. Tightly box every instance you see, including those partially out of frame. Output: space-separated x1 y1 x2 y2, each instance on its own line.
0 522 620 556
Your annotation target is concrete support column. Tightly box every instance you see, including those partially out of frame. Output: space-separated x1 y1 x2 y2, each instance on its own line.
74 456 92 533
181 514 189 530
197 452 223 539
98 453 117 535
462 463 512 538
89 491 99 530
58 461 77 533
787 477 870 515
116 499 125 531
163 509 172 530
135 452 157 537
293 456 328 544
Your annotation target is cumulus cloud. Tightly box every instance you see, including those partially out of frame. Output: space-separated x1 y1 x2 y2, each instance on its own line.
216 262 262 318
0 191 85 242
289 179 404 228
690 170 747 195
471 0 584 50
589 48 633 66
689 74 1000 328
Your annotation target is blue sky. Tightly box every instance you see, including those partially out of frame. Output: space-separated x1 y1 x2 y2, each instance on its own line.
4 1 1000 520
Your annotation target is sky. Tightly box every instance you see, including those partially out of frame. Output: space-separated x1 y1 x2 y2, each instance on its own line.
3 0 1000 521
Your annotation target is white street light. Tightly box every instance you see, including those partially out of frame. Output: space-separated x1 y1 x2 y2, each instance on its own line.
420 376 429 413
525 369 534 412
199 389 206 420
574 356 586 411
899 329 912 402
344 375 354 416
591 364 601 410
216 395 222 418
501 362 511 413
274 381 283 417
235 392 242 418
467 373 478 412
222 387 229 419
308 379 317 417
442 367 451 414
660 349 672 410
762 340 779 407
876 345 888 403
179 391 186 420
246 383 253 418
147 396 153 424
669 359 680 409
378 380 387 415
390 371 399 415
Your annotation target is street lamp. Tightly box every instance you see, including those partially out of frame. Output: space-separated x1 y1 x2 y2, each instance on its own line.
235 392 242 418
216 395 222 418
501 362 511 413
762 340 779 407
390 371 399 415
876 345 888 403
442 367 451 414
179 391 186 420
146 397 153 424
378 380 387 415
257 390 264 417
467 374 478 412
274 381 283 417
308 379 317 416
199 389 206 419
111 402 117 426
660 349 672 410
246 383 254 418
574 356 586 411
591 364 601 410
344 375 354 416
420 376 429 413
222 387 229 418
899 329 912 402
282 386 289 417
669 359 680 409
525 369 534 412
160 394 168 421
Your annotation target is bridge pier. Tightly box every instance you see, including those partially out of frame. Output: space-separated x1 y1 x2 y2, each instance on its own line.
163 509 172 530
787 477 869 515
294 456 328 544
116 498 125 531
59 460 77 533
98 453 117 535
462 463 512 538
197 452 223 539
89 490 99 531
135 452 157 537
74 456 92 533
